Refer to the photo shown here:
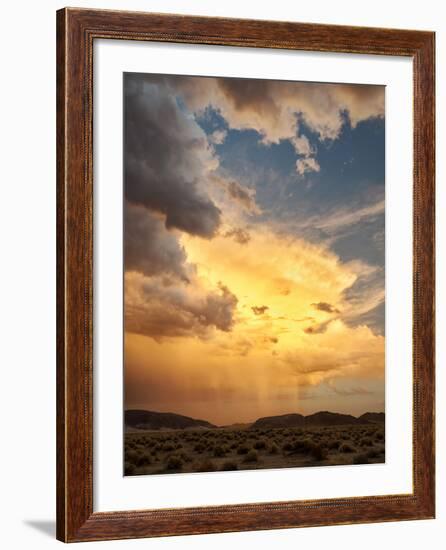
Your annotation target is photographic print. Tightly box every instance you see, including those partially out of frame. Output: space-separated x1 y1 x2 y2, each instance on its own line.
123 72 385 476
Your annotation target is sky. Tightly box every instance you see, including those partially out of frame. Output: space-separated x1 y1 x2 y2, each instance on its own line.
123 72 385 425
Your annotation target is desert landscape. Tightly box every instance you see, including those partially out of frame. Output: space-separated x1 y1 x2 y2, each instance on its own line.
124 410 385 476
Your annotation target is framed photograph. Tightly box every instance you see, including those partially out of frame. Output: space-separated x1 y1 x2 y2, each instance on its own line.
56 8 435 542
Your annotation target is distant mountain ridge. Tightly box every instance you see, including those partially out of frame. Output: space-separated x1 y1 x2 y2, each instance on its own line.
249 413 305 429
125 410 216 431
357 412 385 424
250 410 385 429
125 409 385 431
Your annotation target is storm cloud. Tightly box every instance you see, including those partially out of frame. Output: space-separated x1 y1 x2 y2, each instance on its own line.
125 273 238 339
125 202 191 281
124 76 222 238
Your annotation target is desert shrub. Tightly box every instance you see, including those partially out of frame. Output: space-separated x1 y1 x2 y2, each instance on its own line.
220 461 238 471
339 443 356 453
230 441 238 449
310 443 328 461
353 453 370 464
213 445 226 457
360 437 373 447
375 432 384 441
126 449 139 462
243 449 258 463
193 443 205 453
124 462 135 475
136 451 151 467
178 451 191 463
269 443 279 454
197 459 217 472
237 444 249 455
282 441 293 452
365 448 379 459
166 455 183 470
290 439 313 453
162 442 175 452
253 440 267 450
327 440 340 450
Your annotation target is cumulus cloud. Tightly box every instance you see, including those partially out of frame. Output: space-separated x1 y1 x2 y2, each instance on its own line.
125 202 191 281
296 157 321 176
291 134 320 175
125 272 238 340
291 134 314 157
124 76 222 238
209 128 227 144
167 75 384 141
127 74 384 186
208 78 385 142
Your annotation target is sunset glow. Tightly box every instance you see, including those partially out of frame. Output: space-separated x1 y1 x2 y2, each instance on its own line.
124 73 385 425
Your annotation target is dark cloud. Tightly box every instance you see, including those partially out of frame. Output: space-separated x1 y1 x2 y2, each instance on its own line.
125 202 190 281
303 321 331 335
125 274 238 340
223 227 251 244
225 180 259 213
311 301 340 314
125 76 221 238
251 305 269 316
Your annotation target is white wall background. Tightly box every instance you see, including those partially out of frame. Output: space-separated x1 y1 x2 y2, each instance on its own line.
0 0 443 548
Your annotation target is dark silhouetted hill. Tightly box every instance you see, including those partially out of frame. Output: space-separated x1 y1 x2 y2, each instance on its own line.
304 411 359 426
125 409 385 430
125 410 216 431
357 412 385 424
250 413 306 429
250 411 384 429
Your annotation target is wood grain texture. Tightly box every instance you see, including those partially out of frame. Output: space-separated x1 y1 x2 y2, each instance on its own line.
56 7 435 542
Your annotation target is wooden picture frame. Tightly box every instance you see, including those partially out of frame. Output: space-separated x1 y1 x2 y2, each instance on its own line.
56 7 435 542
